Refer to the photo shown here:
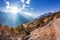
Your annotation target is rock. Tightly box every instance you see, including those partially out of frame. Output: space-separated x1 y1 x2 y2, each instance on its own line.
28 22 56 40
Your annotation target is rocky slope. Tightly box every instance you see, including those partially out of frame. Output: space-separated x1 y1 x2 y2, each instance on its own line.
0 11 60 40
23 11 60 40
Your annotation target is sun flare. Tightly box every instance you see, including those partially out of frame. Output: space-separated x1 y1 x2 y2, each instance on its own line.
10 7 19 13
4 6 19 15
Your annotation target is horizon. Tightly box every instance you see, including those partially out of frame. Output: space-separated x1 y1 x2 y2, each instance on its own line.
0 0 60 27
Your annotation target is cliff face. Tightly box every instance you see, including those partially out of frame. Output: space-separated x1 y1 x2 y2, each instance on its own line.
24 11 60 40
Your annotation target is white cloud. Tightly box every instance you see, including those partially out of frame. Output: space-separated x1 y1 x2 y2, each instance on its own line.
20 0 25 3
4 0 31 12
4 0 33 16
18 4 26 12
22 4 26 9
4 0 10 12
18 0 30 12
6 1 9 6
6 1 10 9
26 0 30 4
24 12 32 16
20 0 31 4
23 12 40 19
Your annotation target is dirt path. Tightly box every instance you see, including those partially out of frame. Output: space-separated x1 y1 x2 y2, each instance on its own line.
53 18 60 40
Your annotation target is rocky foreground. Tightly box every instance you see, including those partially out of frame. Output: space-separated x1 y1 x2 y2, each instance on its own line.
0 11 60 40
24 11 60 40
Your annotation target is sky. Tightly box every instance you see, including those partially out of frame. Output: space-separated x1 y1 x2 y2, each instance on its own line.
0 0 60 13
0 0 60 27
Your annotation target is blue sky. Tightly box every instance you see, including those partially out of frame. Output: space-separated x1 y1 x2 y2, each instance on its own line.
30 0 60 13
0 0 60 27
0 0 60 13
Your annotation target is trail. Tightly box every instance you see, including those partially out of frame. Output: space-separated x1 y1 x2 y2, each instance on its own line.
53 18 60 40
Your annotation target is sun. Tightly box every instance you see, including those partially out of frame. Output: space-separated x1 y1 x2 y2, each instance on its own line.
4 6 19 15
10 7 19 14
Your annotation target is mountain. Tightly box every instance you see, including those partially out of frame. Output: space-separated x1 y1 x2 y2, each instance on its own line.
23 11 60 40
0 11 7 25
0 11 60 40
0 11 33 27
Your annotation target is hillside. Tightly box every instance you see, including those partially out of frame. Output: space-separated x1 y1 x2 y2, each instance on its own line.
23 11 60 40
0 11 60 40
